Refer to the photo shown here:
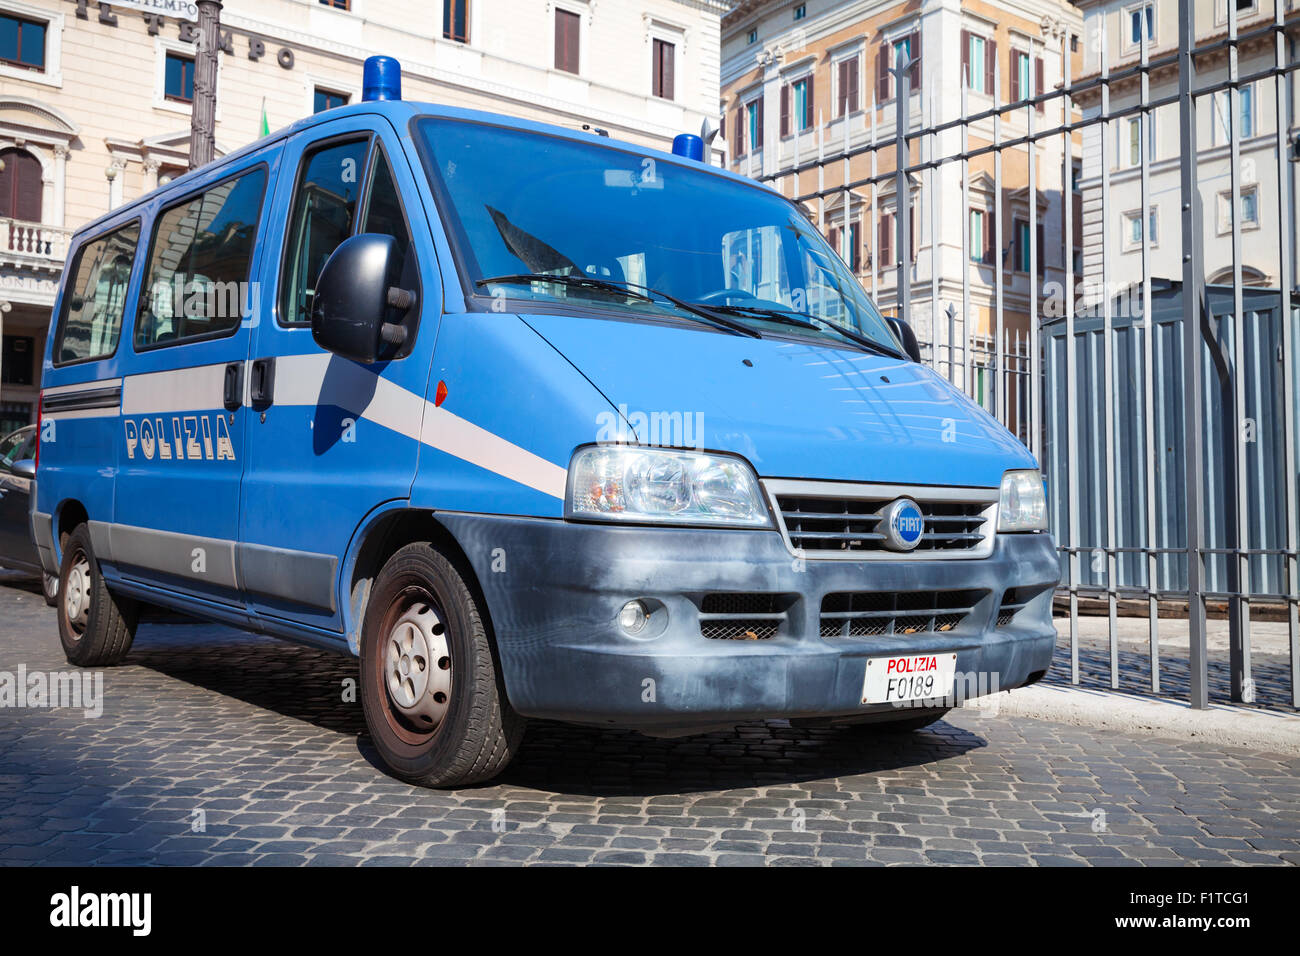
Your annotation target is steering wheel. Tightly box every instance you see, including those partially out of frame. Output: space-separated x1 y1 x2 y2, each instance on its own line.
694 287 761 305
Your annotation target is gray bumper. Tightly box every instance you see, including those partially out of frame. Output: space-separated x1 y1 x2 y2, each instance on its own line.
441 514 1059 732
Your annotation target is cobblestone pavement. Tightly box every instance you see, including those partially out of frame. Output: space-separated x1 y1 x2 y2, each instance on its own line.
1 580 1297 866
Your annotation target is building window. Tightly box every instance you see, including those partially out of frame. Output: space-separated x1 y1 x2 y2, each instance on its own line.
1 335 34 386
652 39 675 100
793 4 806 21
1214 85 1254 143
1120 116 1156 167
781 75 813 136
1217 185 1260 233
878 31 921 101
444 0 469 43
314 88 349 113
827 220 861 272
968 206 994 264
747 29 757 45
318 0 349 8
836 55 860 117
961 30 994 95
555 8 580 74
164 52 195 103
1123 207 1159 248
1127 2 1156 48
0 147 42 223
0 12 45 72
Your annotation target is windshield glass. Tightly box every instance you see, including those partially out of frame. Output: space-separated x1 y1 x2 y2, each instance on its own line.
414 117 899 353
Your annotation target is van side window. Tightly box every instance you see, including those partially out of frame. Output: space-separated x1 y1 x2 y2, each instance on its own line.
360 145 413 267
279 137 371 325
136 166 268 350
53 221 140 366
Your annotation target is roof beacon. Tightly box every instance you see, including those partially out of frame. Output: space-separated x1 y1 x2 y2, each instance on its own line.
671 133 704 162
363 56 402 102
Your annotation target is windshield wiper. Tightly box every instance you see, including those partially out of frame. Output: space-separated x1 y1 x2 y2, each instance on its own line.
477 273 762 339
694 303 904 359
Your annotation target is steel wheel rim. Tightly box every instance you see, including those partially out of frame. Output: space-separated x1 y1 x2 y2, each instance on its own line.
64 551 91 638
382 591 452 735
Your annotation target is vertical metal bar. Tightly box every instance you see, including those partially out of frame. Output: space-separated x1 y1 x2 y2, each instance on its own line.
993 56 1005 424
961 79 972 396
895 52 913 325
1027 36 1039 459
843 102 851 278
1275 4 1300 708
1139 20 1160 693
1062 29 1080 683
929 84 940 368
1179 0 1209 709
869 96 877 296
1100 15 1119 689
1226 0 1253 703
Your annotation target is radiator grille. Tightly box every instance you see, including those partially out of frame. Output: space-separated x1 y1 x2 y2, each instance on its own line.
820 589 988 638
765 481 997 558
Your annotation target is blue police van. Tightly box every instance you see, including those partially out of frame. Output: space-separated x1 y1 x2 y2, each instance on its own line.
33 59 1058 787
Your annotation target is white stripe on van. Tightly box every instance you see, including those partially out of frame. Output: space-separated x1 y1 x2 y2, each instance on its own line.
46 357 567 499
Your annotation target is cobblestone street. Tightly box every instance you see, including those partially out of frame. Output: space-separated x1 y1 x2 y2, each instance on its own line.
1 579 1297 866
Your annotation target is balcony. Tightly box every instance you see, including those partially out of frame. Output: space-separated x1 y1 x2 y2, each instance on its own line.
1 219 72 272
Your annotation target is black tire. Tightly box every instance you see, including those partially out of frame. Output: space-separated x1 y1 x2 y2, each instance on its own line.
41 572 59 608
359 542 525 788
850 708 950 734
57 523 138 666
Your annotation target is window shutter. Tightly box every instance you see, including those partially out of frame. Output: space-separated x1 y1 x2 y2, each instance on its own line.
877 42 891 101
1010 52 1021 103
910 31 922 90
733 107 744 156
805 74 814 128
1035 57 1045 112
837 61 848 116
1037 222 1046 277
780 84 790 137
662 42 675 100
878 212 892 266
961 30 971 88
985 40 997 99
756 97 765 151
828 226 841 259
909 206 916 262
847 58 859 113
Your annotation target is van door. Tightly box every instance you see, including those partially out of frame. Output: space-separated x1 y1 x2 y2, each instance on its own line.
237 117 438 633
111 158 275 612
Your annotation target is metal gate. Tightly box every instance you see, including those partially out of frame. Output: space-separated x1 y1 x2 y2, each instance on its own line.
752 0 1300 708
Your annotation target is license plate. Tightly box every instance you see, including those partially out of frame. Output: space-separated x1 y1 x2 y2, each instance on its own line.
862 653 958 705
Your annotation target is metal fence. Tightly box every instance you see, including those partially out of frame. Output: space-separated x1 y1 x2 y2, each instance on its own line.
753 0 1300 709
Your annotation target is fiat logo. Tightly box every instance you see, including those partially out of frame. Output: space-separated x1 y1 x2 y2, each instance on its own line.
880 498 925 552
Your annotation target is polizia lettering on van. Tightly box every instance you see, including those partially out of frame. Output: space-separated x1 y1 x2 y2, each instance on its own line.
122 415 236 462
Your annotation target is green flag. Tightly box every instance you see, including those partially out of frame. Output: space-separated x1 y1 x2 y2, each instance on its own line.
259 98 270 138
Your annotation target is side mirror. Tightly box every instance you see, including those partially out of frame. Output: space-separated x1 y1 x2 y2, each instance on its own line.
12 459 35 479
311 233 417 364
886 316 923 363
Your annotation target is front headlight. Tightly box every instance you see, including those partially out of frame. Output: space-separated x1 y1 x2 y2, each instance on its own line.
998 469 1048 532
567 446 771 527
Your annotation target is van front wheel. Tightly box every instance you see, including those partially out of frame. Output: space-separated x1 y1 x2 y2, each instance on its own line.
57 523 138 666
359 542 524 788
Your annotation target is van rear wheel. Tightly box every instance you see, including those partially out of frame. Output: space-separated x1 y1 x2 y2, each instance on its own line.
359 542 524 788
57 523 138 666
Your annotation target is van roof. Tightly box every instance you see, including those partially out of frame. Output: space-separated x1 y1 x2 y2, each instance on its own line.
70 99 761 243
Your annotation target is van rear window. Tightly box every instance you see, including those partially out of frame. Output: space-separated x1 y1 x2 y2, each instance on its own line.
136 166 268 350
53 221 140 366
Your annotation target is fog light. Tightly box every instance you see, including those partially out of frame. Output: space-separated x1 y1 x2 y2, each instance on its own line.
619 600 649 634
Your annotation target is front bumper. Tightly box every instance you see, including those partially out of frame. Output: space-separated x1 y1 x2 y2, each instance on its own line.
441 514 1059 733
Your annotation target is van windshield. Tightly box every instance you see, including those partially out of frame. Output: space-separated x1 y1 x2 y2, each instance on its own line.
414 117 899 353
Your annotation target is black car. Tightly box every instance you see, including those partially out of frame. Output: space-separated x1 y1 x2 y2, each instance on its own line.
0 425 57 605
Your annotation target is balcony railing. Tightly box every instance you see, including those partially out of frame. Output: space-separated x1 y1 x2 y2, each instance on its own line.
2 218 72 267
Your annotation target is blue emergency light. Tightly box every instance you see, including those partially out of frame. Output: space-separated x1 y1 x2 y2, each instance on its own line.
363 56 402 102
671 133 705 162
